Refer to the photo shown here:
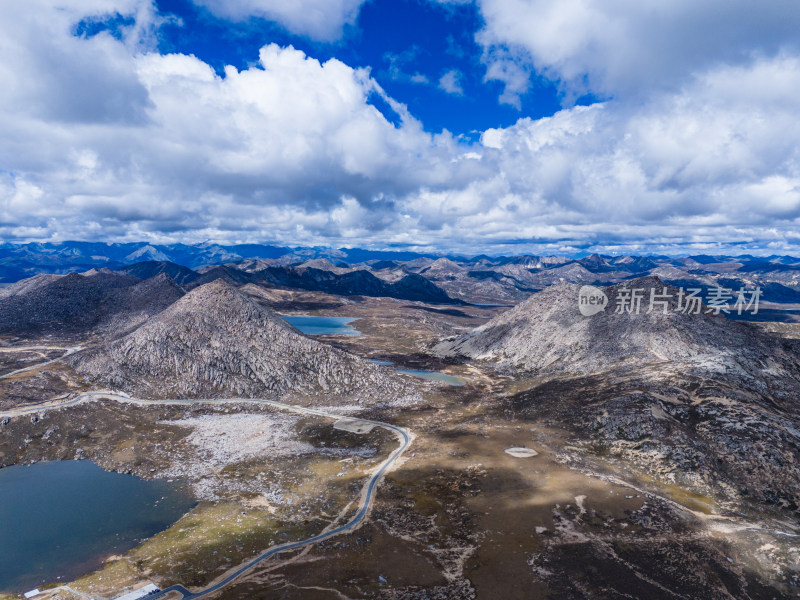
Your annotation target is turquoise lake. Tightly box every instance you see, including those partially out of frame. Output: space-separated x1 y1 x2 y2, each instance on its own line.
369 359 467 386
281 315 361 336
396 369 467 386
0 460 195 593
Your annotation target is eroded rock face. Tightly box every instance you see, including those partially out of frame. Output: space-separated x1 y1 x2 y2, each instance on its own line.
70 280 411 403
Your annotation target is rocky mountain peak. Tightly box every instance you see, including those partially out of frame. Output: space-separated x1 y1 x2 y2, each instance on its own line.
70 280 409 403
435 277 799 381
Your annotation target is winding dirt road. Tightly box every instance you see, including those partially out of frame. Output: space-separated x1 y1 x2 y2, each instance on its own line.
0 346 82 380
0 391 412 600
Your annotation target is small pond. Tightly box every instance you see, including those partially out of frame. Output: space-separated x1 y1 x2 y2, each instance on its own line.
369 359 467 386
396 369 467 387
280 315 361 336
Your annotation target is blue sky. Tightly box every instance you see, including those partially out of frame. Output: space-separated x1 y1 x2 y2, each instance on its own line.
2 1 800 255
149 0 572 136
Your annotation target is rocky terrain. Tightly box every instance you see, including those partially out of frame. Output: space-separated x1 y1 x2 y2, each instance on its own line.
0 273 63 300
2 256 800 600
409 257 536 304
0 271 184 338
436 277 800 510
364 252 800 306
506 365 800 510
69 280 412 404
434 277 800 379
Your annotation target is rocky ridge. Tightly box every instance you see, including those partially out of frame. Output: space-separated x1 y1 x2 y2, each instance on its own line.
437 277 800 509
69 280 412 404
435 276 800 383
0 271 183 337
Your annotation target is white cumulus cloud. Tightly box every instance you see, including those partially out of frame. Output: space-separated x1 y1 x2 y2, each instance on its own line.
476 0 800 99
192 0 367 41
405 54 800 252
438 69 465 95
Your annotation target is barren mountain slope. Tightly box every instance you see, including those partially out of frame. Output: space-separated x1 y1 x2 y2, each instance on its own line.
96 273 186 336
418 260 533 304
70 279 409 403
0 271 187 338
438 277 800 508
0 272 137 334
435 276 800 382
0 273 65 299
500 345 800 510
117 260 200 286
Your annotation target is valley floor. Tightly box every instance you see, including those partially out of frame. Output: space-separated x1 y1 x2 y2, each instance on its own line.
1 290 798 600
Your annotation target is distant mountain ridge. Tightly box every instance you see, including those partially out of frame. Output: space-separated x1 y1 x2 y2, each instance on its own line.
118 261 200 286
119 261 459 304
2 242 800 308
0 241 440 281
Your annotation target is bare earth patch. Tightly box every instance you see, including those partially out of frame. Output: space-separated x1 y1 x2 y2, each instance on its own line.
162 412 314 467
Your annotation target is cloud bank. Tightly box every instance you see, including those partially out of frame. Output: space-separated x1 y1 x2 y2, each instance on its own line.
2 0 800 255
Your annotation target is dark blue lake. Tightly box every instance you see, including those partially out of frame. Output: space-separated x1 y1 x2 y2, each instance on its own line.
0 460 195 593
281 315 361 336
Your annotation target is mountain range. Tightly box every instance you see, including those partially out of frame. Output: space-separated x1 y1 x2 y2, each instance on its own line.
2 242 800 310
3 243 800 595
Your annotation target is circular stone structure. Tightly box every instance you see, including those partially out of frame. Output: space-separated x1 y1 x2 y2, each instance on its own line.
504 447 539 458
